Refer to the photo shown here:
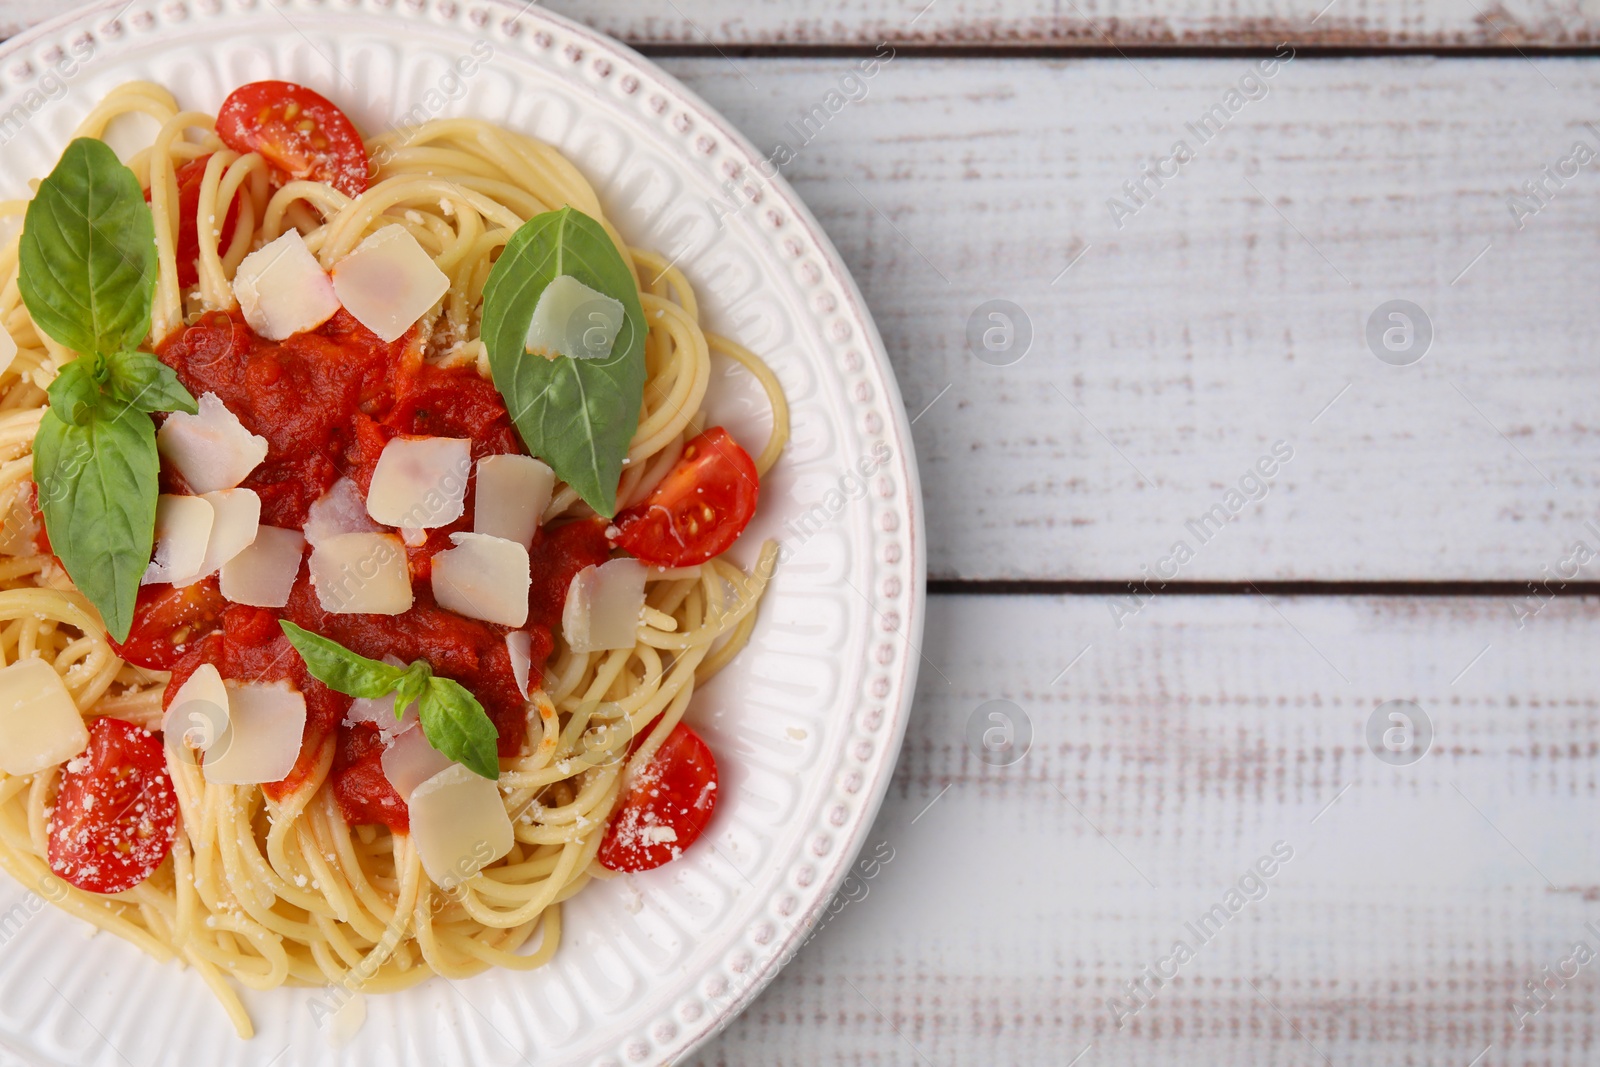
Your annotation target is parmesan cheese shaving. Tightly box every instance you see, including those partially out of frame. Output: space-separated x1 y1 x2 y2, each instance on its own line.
232 230 340 340
0 658 88 775
366 436 470 530
155 392 268 495
202 680 307 785
562 558 646 653
142 493 214 586
408 764 514 888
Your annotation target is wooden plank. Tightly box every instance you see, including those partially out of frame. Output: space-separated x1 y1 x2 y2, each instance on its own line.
691 592 1600 1065
5 0 1600 49
664 57 1600 581
544 0 1600 49
1 0 1592 584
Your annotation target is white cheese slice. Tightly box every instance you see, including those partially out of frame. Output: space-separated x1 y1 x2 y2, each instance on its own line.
203 679 307 785
474 455 554 549
0 323 17 378
309 532 414 615
219 524 305 608
561 558 645 653
304 478 380 548
505 630 531 700
162 662 230 763
156 392 269 494
0 657 88 775
175 488 261 586
408 764 513 888
379 725 454 802
430 532 529 627
346 689 420 741
232 230 340 341
331 226 451 343
143 494 214 586
366 436 470 530
524 274 625 361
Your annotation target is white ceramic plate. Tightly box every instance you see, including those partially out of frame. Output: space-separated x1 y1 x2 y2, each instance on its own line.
0 2 922 1064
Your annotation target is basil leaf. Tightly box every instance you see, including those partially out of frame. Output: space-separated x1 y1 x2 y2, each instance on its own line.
33 406 158 642
45 358 104 427
279 621 407 699
20 138 157 358
419 676 500 780
394 664 431 710
103 351 198 416
279 623 501 780
480 206 646 517
22 140 196 644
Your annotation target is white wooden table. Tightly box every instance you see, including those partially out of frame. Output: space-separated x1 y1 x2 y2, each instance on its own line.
8 2 1600 1064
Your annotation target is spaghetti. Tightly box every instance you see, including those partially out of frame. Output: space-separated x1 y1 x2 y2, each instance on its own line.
0 80 787 1037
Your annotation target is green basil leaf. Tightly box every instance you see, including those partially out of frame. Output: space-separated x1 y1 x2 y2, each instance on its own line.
277 624 500 779
394 663 432 711
419 676 500 780
278 621 407 699
33 406 158 642
20 138 157 358
103 351 198 416
480 206 646 518
44 358 104 427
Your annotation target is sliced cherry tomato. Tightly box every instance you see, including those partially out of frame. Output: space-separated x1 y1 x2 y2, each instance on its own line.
611 427 759 567
47 718 179 894
215 81 369 198
145 154 242 289
597 723 718 873
110 578 227 671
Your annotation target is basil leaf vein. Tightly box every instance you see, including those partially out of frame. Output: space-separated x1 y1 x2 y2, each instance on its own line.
33 406 158 642
19 138 157 358
480 206 646 518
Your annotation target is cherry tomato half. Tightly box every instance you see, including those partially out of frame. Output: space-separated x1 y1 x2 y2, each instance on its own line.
145 154 241 289
597 723 719 873
611 427 759 568
110 578 227 671
47 717 179 894
215 81 369 198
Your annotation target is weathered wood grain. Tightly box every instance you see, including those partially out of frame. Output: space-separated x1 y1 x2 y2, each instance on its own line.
7 0 1600 49
543 0 1600 49
666 57 1600 582
691 593 1600 1065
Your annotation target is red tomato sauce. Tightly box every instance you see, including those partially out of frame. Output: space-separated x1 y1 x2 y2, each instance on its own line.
154 310 608 831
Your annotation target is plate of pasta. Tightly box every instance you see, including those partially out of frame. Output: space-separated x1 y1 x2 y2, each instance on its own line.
0 2 920 1065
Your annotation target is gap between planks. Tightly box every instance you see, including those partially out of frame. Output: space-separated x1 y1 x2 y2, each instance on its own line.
636 43 1600 59
928 579 1600 597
